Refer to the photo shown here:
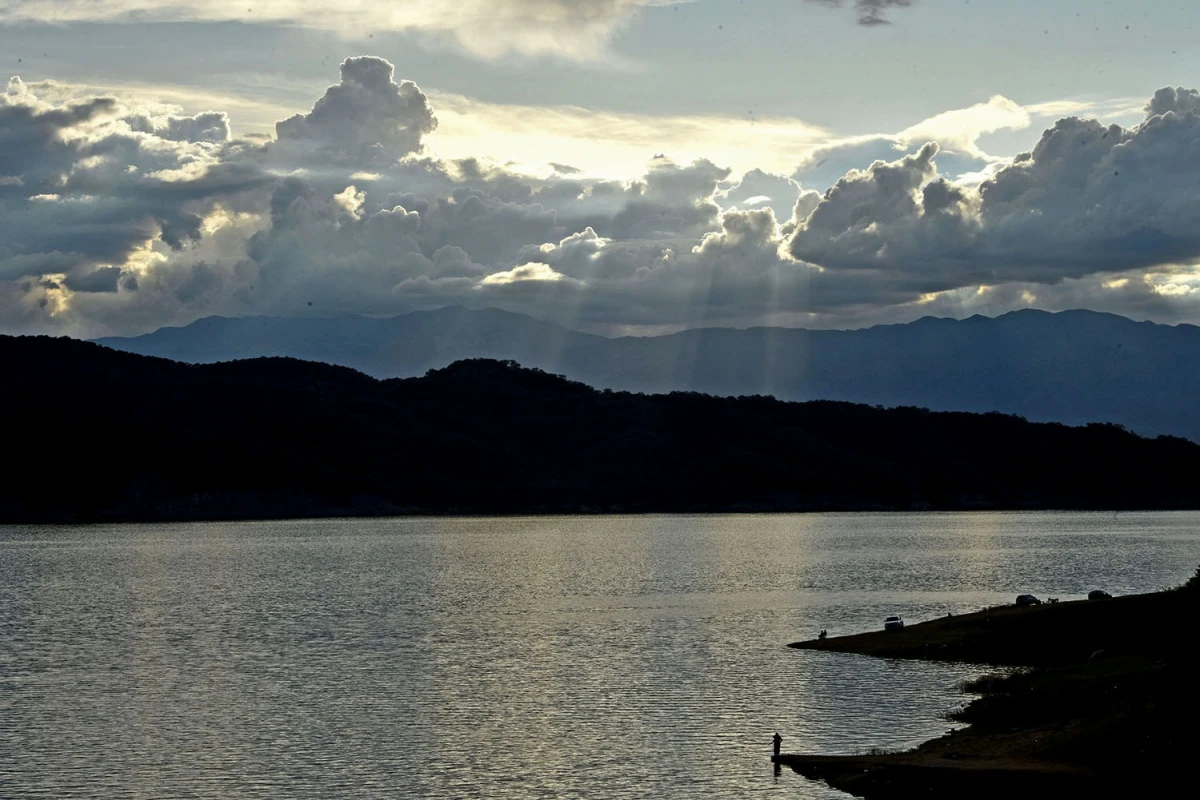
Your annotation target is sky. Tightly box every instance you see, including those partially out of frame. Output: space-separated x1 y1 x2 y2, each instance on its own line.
3 0 1200 337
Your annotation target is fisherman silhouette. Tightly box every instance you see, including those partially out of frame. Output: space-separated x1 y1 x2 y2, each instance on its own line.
772 731 782 758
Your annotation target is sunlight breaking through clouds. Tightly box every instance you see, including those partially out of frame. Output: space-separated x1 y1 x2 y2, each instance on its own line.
5 53 1200 339
481 263 571 285
896 96 1029 160
425 91 831 179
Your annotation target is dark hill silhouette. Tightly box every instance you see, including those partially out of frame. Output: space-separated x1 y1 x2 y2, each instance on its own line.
94 307 1200 442
3 335 1199 522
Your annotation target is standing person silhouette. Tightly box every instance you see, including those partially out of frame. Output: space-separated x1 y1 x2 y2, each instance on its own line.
772 731 782 758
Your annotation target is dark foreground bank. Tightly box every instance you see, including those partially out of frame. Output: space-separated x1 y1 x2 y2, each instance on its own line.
5 335 1200 522
781 572 1200 798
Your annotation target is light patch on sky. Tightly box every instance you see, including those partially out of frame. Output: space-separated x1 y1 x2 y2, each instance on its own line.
0 1 688 60
425 92 830 178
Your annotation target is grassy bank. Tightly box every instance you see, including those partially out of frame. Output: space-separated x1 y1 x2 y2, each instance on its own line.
780 571 1200 798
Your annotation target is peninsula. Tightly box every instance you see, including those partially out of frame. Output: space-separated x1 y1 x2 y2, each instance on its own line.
781 572 1200 798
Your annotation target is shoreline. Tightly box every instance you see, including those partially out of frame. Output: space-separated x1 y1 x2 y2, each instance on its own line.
781 582 1199 798
5 504 1200 527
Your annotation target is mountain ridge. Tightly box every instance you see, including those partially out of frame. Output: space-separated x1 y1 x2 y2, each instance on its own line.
93 306 1200 442
4 335 1200 523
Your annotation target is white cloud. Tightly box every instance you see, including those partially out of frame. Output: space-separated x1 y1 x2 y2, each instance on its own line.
481 262 570 285
896 95 1028 159
786 97 1200 313
9 57 1200 338
1024 97 1146 121
274 56 437 166
332 185 366 220
0 1 683 60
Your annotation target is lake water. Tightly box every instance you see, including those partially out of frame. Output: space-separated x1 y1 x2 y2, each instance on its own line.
1 512 1198 799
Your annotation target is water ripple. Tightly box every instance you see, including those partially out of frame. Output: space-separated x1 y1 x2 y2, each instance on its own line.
1 512 1197 798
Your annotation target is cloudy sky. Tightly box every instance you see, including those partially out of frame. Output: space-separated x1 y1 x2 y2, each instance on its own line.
3 0 1200 337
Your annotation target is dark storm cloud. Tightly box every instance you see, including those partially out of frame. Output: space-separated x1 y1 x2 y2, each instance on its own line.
807 0 916 26
0 75 269 323
64 266 124 293
0 85 116 189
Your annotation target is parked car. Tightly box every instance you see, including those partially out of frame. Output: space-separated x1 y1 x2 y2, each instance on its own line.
1088 589 1112 600
884 615 904 631
1015 594 1042 606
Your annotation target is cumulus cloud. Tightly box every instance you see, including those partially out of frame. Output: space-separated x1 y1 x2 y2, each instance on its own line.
716 169 802 221
662 207 815 318
274 57 436 167
8 56 1200 338
787 97 1200 311
508 203 824 329
792 96 1033 191
0 1 675 60
1145 87 1200 118
0 75 267 300
128 110 231 144
604 157 730 239
230 148 733 322
239 177 488 316
790 142 956 271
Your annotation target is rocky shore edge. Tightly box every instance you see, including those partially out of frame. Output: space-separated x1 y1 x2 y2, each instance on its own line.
779 573 1200 799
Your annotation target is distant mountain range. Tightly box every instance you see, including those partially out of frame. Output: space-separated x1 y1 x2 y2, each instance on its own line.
95 306 1200 442
4 337 1199 522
